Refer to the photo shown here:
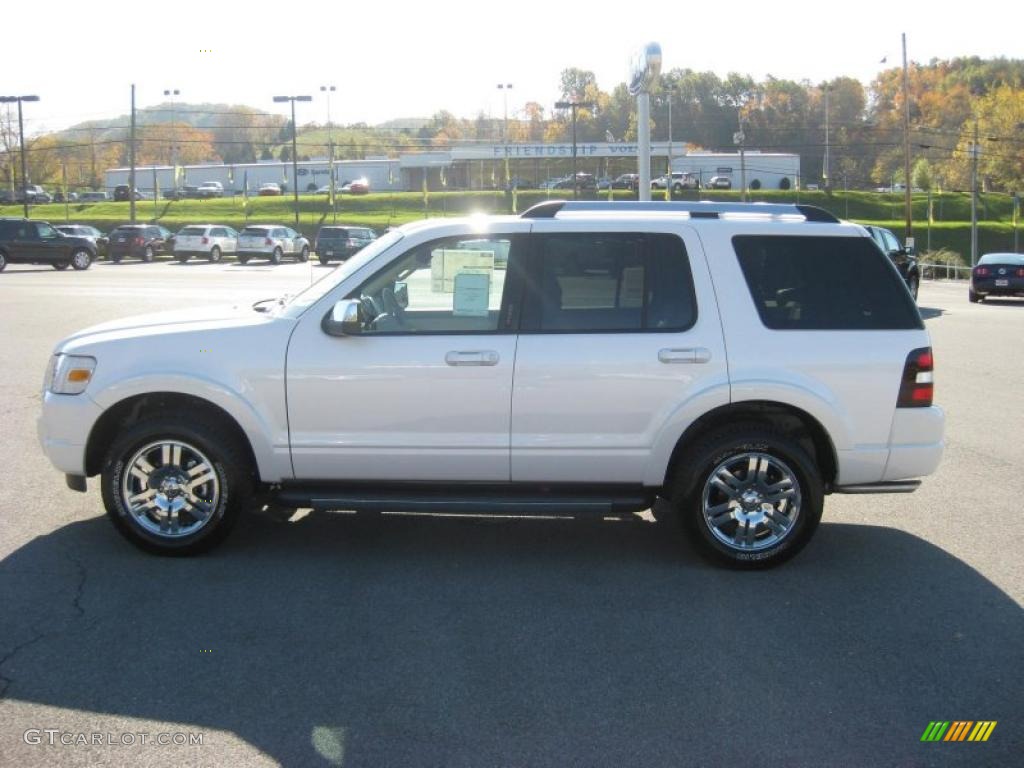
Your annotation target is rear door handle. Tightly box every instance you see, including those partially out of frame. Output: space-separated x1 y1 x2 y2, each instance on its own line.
445 350 500 366
658 347 711 364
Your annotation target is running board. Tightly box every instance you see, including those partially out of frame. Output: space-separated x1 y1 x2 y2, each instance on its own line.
833 480 921 494
273 484 654 516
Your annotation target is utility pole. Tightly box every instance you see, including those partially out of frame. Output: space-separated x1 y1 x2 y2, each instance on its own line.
901 33 913 242
273 95 312 229
17 99 29 218
970 118 979 265
735 112 747 202
320 85 336 222
129 84 137 224
498 83 512 193
823 84 830 190
555 99 595 200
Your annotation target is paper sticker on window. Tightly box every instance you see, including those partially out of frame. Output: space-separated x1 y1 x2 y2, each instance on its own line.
453 272 491 317
431 249 495 293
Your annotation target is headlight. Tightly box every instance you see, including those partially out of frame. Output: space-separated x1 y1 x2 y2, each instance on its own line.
47 354 97 395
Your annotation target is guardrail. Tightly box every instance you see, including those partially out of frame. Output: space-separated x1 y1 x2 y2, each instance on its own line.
920 262 972 281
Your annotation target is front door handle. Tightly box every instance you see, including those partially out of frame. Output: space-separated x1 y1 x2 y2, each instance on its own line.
445 350 500 366
658 347 711 364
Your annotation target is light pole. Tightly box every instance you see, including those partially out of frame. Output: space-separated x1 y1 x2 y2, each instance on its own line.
497 83 512 190
0 94 40 218
163 89 180 181
555 99 595 199
822 84 830 191
320 85 336 218
273 94 312 229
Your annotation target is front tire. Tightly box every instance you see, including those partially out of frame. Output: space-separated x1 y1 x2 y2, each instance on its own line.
908 276 919 301
664 424 823 568
101 413 252 555
71 250 92 270
0 251 6 271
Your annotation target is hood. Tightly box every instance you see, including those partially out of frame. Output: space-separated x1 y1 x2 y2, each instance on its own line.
57 303 281 352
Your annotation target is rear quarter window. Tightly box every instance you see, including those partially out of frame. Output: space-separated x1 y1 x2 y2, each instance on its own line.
733 235 922 331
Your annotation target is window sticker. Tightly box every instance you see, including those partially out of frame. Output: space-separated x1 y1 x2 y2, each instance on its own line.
453 272 491 317
431 249 495 293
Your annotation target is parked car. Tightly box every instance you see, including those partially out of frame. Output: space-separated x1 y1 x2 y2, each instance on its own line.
113 185 148 202
708 176 732 189
506 176 535 190
340 178 369 195
0 189 14 204
862 225 921 300
257 183 282 197
172 224 238 263
16 185 52 204
37 200 943 566
553 173 596 190
652 172 700 192
164 186 200 201
78 191 110 203
969 253 1024 303
0 217 98 271
196 181 224 199
52 191 78 203
106 224 170 263
236 225 309 264
611 174 640 190
55 225 108 257
315 225 376 265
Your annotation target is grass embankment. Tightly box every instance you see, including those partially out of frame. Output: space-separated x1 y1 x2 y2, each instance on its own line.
2 190 1019 262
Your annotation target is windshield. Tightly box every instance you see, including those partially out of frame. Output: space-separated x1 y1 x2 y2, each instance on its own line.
277 229 405 319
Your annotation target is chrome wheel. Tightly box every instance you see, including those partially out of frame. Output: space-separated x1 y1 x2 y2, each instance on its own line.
701 451 801 552
120 440 220 539
71 250 91 270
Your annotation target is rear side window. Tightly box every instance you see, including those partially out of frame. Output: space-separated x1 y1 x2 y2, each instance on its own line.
522 233 697 333
734 235 922 330
241 228 267 237
179 227 205 236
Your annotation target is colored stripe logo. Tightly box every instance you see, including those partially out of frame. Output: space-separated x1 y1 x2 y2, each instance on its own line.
921 721 997 742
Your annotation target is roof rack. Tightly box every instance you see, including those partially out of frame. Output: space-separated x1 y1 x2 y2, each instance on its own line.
520 200 839 223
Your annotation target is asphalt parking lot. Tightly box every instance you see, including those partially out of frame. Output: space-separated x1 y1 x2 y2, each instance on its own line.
0 261 1021 767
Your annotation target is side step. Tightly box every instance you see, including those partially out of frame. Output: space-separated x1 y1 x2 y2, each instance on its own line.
833 480 921 494
273 483 655 516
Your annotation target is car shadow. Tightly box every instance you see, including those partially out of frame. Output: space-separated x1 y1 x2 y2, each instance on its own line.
1 514 1020 766
978 298 1024 307
918 306 946 320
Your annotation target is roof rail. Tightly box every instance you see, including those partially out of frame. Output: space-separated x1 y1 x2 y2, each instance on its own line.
520 200 839 223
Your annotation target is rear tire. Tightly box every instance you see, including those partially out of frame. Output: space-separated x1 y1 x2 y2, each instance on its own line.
270 247 282 265
0 251 6 271
176 254 190 264
663 423 823 569
908 276 919 301
968 289 980 303
209 246 222 263
71 250 92 270
299 245 309 262
100 412 253 555
319 253 331 266
238 255 249 265
143 246 154 263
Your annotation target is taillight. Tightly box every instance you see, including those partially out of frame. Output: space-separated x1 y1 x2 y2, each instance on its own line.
265 238 273 245
897 347 934 407
201 236 209 245
1017 268 1024 278
974 266 989 276
133 237 144 246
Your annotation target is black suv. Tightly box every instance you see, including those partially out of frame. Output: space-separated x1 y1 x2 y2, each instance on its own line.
315 225 376 265
107 224 171 263
863 225 920 301
0 218 98 271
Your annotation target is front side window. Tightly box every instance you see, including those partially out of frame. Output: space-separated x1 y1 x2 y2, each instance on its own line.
734 235 922 331
36 223 58 239
346 235 521 335
522 233 696 333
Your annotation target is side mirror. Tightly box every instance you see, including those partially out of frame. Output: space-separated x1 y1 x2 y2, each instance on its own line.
393 282 409 309
321 299 363 337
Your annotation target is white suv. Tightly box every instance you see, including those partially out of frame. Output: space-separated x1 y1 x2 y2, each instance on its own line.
37 201 944 567
172 224 238 263
236 225 310 264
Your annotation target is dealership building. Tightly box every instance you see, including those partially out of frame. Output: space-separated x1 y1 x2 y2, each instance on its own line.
105 144 800 193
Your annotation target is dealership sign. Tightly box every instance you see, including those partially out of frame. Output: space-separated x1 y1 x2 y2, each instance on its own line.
450 143 673 160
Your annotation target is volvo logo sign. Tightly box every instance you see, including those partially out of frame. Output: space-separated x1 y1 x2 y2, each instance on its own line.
628 42 662 96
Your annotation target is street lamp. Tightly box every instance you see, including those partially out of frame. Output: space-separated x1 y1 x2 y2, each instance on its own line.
0 94 41 218
497 83 512 189
320 85 336 219
273 94 312 228
554 99 595 199
164 89 181 182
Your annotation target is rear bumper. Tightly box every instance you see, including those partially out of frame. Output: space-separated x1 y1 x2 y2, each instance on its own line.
882 406 945 481
973 278 1024 296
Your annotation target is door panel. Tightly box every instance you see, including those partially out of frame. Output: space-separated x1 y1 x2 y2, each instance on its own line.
287 230 527 482
510 226 728 484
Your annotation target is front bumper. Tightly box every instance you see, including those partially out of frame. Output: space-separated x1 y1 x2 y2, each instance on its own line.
37 391 104 476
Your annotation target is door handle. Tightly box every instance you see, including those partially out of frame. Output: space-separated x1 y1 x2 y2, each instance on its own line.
658 347 711 364
445 350 500 366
